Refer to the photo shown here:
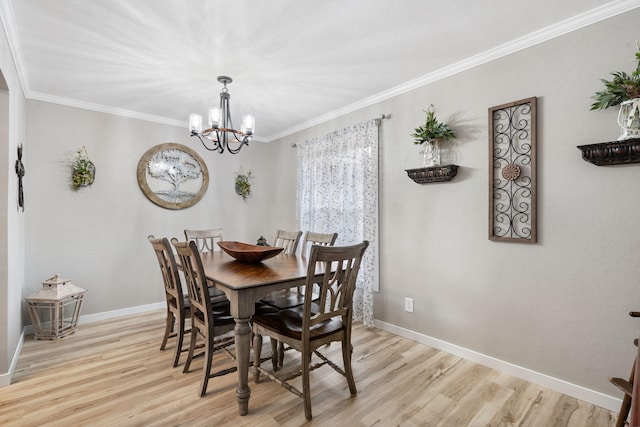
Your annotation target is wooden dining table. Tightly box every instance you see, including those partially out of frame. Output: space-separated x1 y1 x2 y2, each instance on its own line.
197 250 313 416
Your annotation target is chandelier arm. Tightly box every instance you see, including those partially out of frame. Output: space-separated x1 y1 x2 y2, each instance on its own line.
226 139 249 155
222 133 250 154
191 132 224 153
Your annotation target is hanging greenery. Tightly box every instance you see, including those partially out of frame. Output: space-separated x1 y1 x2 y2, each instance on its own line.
411 104 456 145
71 146 96 190
235 168 252 201
591 42 640 110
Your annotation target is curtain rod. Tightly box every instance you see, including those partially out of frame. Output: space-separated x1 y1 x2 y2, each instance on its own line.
291 114 391 147
375 113 391 125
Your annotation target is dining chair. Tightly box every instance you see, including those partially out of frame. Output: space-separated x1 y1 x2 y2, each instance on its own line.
148 235 191 368
260 229 316 311
273 229 302 255
260 228 303 310
263 231 339 368
252 241 369 420
262 231 337 309
300 231 338 257
609 311 640 427
184 228 223 253
172 239 237 397
184 228 227 305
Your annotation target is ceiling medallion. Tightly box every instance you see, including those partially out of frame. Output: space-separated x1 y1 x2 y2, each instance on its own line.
188 76 254 155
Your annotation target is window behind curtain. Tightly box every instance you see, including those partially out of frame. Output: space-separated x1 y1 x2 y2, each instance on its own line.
296 119 378 326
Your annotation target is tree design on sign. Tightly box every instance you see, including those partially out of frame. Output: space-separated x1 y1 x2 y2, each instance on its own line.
147 148 202 204
137 143 209 210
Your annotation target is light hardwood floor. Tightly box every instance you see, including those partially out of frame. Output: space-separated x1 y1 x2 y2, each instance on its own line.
0 310 617 426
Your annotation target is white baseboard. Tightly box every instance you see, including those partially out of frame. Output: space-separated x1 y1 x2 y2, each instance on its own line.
373 319 621 413
77 301 165 324
0 331 24 387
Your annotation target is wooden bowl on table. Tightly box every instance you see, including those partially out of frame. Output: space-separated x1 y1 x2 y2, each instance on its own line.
217 241 284 263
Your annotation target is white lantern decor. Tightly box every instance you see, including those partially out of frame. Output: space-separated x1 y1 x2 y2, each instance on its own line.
25 274 87 340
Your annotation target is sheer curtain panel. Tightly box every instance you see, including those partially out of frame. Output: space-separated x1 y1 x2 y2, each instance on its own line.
296 119 379 326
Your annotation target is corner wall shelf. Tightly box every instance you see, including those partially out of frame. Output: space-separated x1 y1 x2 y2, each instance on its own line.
577 138 640 166
405 164 458 184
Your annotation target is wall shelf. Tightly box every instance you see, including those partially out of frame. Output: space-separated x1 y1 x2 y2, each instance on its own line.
577 138 640 166
405 164 458 184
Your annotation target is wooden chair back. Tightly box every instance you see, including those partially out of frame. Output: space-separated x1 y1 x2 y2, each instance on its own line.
274 229 302 255
184 228 223 252
148 235 185 315
172 240 211 322
300 231 338 257
302 241 368 334
184 229 228 302
171 238 236 396
148 235 189 367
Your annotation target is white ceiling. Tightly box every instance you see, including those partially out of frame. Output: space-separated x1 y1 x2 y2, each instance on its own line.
2 0 638 142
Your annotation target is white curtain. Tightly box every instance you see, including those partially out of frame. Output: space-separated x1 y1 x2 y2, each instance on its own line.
296 119 379 327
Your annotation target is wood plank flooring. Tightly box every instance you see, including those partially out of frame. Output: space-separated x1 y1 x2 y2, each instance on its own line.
0 310 617 426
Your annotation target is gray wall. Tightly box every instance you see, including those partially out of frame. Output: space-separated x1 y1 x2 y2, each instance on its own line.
0 11 27 385
266 9 640 405
24 102 274 317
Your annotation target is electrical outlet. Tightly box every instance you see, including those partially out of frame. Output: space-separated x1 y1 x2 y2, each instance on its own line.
404 297 414 313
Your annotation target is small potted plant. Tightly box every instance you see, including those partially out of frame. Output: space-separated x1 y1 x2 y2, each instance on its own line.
411 104 456 167
235 168 252 200
71 146 95 190
591 43 640 140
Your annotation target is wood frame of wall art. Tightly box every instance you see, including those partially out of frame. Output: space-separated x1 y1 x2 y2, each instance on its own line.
488 97 537 243
137 142 209 210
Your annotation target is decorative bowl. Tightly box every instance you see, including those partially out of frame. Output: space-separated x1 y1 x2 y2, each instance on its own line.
217 241 284 263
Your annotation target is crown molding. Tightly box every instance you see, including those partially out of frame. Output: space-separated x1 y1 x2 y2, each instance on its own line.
264 0 640 142
2 0 639 141
29 91 186 128
0 0 28 96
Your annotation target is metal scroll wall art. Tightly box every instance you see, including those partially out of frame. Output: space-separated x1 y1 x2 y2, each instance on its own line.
488 97 537 243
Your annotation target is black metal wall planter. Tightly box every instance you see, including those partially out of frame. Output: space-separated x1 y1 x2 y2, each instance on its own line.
405 164 458 183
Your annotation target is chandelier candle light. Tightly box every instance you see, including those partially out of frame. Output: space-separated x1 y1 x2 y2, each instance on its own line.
189 76 255 154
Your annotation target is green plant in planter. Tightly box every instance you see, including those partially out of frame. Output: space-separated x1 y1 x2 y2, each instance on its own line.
71 146 95 190
412 105 456 167
411 105 456 144
235 169 252 200
591 43 640 110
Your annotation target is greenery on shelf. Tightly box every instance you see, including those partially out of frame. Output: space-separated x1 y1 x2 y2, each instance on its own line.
235 169 252 201
411 104 456 145
591 43 640 110
71 146 95 190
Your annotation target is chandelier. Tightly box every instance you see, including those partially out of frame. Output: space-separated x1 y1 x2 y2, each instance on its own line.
189 76 255 154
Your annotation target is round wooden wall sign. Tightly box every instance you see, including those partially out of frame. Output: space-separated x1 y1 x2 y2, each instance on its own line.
137 143 209 209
